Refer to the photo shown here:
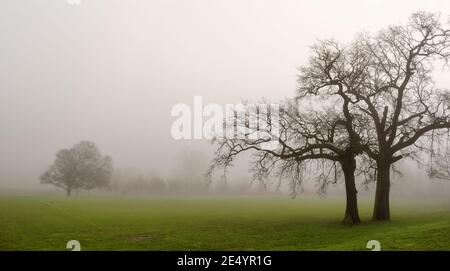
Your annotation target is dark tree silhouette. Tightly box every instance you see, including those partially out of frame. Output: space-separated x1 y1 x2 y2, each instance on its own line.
298 12 450 221
209 100 371 224
40 141 113 196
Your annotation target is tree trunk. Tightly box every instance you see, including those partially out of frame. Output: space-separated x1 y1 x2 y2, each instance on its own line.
341 156 360 225
66 187 72 197
373 160 391 221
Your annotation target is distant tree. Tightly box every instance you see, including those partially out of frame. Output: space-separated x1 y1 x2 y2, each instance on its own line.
124 175 149 194
429 132 450 180
40 141 113 196
148 173 167 194
166 178 185 194
172 150 209 194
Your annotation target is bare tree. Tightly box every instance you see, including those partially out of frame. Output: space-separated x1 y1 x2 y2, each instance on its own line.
299 12 450 221
428 130 450 180
40 141 113 196
209 100 371 224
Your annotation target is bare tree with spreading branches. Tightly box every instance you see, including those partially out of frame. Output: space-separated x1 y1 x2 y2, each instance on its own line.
298 11 450 221
209 100 371 224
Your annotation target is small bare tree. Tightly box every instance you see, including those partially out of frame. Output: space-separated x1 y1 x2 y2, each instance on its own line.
428 130 450 180
40 141 113 196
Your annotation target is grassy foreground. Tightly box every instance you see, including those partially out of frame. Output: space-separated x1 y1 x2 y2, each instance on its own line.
0 195 450 250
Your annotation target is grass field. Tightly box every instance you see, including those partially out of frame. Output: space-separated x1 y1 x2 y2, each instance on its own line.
1 195 450 251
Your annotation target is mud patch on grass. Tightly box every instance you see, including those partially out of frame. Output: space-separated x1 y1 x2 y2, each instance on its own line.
127 234 159 242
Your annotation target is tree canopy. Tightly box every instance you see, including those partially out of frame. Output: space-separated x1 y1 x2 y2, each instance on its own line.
210 11 450 223
40 141 113 196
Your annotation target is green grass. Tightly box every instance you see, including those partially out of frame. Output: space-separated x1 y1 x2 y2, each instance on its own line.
0 195 450 250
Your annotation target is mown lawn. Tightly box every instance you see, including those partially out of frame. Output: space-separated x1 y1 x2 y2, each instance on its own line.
0 195 449 250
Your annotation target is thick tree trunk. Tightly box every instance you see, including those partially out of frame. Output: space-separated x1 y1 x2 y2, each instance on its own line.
373 160 391 221
341 156 360 225
66 187 72 197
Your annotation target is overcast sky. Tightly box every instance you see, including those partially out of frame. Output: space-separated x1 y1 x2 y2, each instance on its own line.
1 0 450 188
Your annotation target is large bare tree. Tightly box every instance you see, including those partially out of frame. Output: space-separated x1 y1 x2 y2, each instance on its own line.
298 12 450 221
40 141 113 196
209 100 371 224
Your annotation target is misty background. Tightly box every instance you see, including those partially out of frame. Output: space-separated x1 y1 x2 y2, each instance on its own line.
1 0 450 198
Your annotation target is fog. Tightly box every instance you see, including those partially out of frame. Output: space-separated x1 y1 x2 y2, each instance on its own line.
1 0 450 198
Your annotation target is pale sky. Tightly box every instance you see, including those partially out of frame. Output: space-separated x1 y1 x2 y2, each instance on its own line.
1 0 450 188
